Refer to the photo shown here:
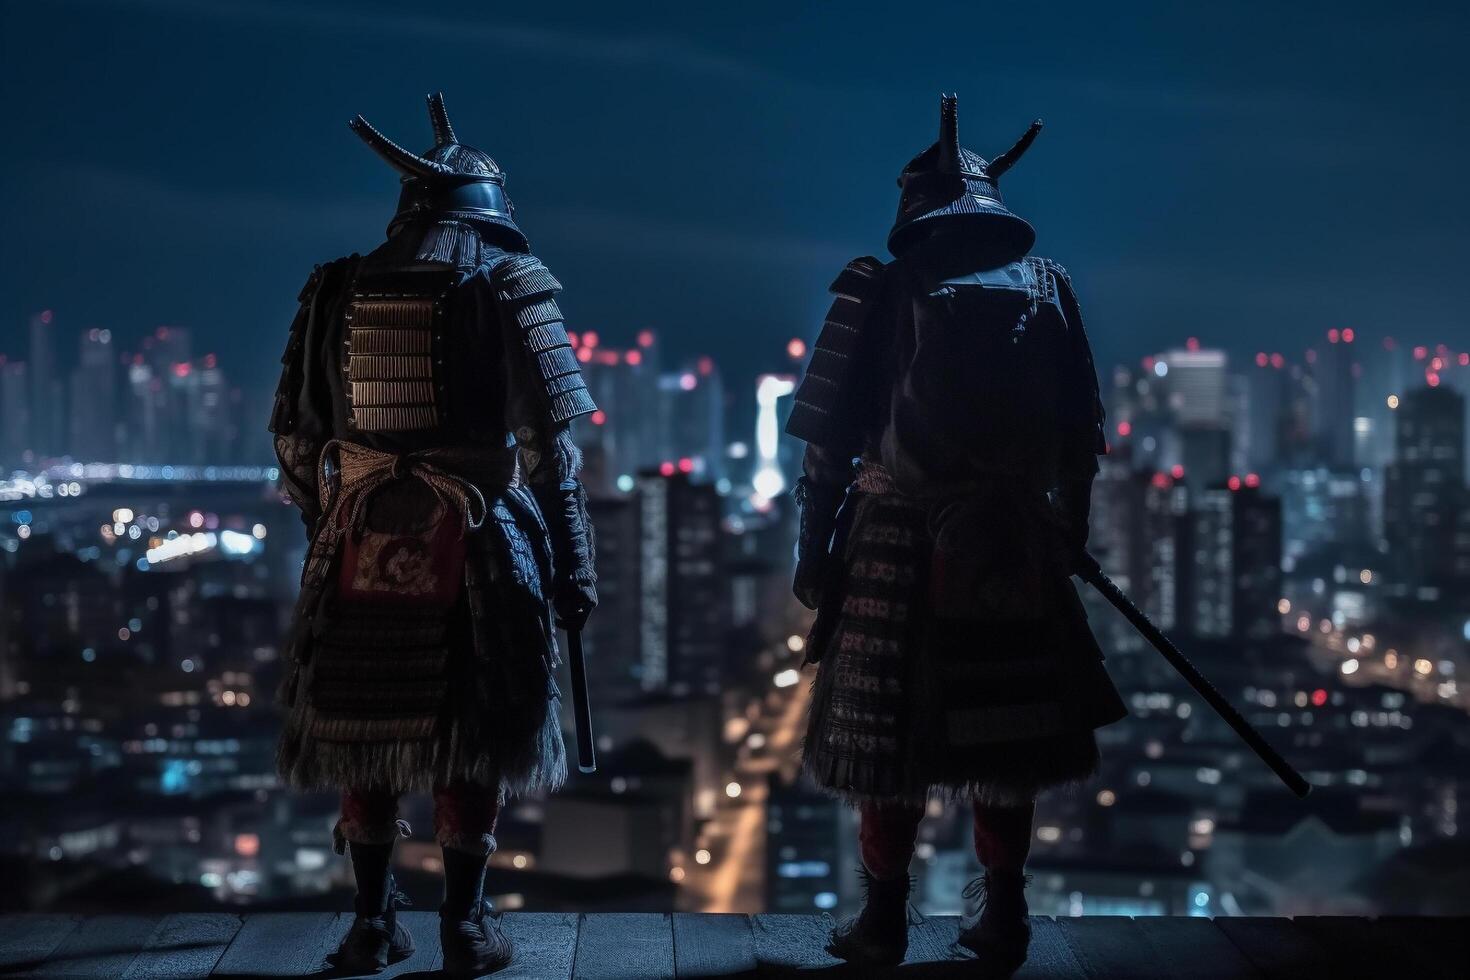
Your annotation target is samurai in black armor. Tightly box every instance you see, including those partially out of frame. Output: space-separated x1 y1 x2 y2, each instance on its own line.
787 95 1127 970
270 94 597 976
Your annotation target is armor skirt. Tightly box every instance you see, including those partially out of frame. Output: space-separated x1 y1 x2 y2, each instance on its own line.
276 453 567 798
803 489 1126 807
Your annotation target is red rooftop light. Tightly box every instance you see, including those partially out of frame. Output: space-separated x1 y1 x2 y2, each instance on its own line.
626 350 643 366
582 331 599 349
590 410 606 426
1311 689 1328 707
698 356 714 376
1186 337 1200 352
1342 328 1355 343
1228 476 1242 491
677 457 694 474
1327 328 1340 343
1255 352 1268 368
786 338 807 359
1117 421 1132 437
1245 473 1261 488
1270 353 1285 369
637 329 655 348
659 461 675 477
1170 464 1185 479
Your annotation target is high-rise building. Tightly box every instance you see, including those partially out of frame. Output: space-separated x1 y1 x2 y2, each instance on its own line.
1278 468 1371 562
68 328 118 461
1314 328 1358 467
633 470 729 696
1181 483 1282 640
1242 352 1289 472
764 774 853 914
583 495 643 700
0 358 29 467
574 330 663 493
1157 346 1228 426
28 310 62 458
661 358 724 483
1142 473 1189 631
1384 385 1467 593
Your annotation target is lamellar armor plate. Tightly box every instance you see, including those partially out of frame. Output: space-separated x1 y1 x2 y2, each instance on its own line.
491 254 596 425
785 255 888 450
344 271 459 433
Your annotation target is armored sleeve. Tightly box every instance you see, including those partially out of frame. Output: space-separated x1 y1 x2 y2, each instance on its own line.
492 254 598 627
786 256 888 456
269 264 335 531
492 254 596 485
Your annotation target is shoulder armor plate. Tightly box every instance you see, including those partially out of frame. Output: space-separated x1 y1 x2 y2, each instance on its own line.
492 255 596 424
344 269 458 433
786 256 887 446
935 257 1062 317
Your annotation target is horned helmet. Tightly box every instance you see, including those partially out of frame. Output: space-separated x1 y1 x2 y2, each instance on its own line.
350 93 528 252
888 94 1042 263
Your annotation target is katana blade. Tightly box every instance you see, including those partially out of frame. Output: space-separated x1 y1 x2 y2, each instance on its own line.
1078 553 1312 799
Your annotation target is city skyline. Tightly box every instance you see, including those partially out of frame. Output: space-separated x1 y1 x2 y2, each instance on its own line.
4 1 1468 396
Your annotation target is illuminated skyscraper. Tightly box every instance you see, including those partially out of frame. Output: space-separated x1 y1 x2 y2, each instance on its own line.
1182 483 1282 640
633 470 728 696
1384 385 1467 593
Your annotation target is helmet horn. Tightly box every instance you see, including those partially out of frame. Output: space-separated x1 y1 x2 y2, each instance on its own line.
348 114 453 180
937 94 961 175
986 119 1043 179
426 92 457 147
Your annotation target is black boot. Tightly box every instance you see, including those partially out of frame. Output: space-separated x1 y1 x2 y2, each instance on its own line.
331 841 415 973
956 870 1031 974
826 868 911 967
439 846 513 977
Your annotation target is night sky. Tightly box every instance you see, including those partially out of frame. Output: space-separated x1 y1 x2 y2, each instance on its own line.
3 0 1467 411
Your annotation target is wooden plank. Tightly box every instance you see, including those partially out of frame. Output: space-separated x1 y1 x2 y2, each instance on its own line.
0 915 82 974
210 912 342 977
573 913 673 980
1132 918 1262 979
1291 917 1414 980
1372 916 1469 980
1056 916 1170 980
904 913 960 967
499 913 579 980
1012 917 1088 980
123 914 242 980
30 914 162 978
379 911 444 977
750 914 843 972
1212 917 1337 980
672 913 756 978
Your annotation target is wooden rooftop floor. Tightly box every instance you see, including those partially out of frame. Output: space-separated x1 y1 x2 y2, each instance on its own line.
0 912 1463 979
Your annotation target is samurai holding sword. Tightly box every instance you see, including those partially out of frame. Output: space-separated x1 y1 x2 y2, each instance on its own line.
787 95 1128 971
270 94 597 976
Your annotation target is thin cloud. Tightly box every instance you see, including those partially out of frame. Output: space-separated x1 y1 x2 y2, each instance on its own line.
56 0 796 88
